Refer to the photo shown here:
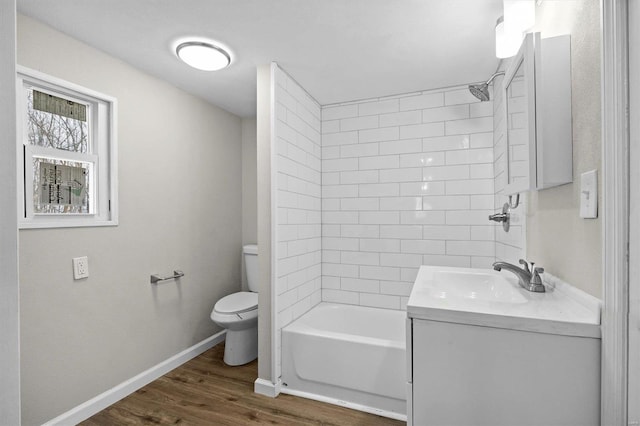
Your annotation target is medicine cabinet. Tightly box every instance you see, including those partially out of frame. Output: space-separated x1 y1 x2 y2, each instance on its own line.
503 32 572 196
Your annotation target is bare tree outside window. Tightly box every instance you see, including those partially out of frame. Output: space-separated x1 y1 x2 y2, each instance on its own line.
18 67 117 228
32 157 91 214
26 89 88 153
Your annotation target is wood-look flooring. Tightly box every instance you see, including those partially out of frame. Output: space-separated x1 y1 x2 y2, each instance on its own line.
81 343 405 425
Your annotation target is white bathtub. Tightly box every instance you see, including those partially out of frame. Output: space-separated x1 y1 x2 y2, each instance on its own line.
281 302 406 420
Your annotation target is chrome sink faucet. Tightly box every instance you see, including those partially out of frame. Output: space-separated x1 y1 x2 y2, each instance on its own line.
492 259 545 293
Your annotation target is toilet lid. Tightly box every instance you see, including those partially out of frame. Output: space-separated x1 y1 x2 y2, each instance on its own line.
214 292 258 314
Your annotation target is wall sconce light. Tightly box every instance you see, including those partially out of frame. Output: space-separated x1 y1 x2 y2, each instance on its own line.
175 41 231 71
504 0 535 36
495 0 535 58
495 16 522 58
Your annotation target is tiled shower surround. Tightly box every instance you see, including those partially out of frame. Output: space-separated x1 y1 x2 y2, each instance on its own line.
320 86 496 310
492 72 526 263
274 67 323 332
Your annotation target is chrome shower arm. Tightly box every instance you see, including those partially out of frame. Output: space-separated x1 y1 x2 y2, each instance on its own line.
485 70 506 85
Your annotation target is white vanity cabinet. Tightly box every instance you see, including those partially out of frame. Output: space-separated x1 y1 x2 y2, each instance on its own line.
503 32 573 196
407 318 600 426
406 265 601 426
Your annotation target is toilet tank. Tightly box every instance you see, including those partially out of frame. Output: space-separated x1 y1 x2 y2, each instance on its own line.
243 244 259 292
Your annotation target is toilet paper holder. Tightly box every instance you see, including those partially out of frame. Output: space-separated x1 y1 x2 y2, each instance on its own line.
150 270 184 284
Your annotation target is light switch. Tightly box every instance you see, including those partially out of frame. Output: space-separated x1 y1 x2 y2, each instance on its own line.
580 170 598 219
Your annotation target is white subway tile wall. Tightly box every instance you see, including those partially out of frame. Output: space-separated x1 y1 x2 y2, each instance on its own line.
321 85 495 310
492 74 526 263
275 67 322 333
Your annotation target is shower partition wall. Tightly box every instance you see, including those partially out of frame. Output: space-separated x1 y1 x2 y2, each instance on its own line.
272 65 322 379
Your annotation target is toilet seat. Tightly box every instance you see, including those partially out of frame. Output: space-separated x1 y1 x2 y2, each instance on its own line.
214 291 257 314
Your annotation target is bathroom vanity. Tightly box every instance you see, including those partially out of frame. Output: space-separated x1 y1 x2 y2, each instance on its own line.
406 265 601 426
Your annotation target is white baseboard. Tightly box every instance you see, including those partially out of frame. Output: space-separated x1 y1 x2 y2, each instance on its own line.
43 331 226 426
279 387 407 422
254 377 281 397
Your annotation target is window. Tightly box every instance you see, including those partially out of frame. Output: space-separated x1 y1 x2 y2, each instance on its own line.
17 67 117 228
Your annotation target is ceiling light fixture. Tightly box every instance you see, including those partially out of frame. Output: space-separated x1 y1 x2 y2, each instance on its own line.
175 41 231 71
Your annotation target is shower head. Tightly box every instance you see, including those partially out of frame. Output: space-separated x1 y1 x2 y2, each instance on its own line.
468 71 506 102
468 83 490 102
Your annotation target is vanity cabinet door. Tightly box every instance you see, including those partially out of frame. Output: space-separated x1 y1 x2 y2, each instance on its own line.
410 318 600 426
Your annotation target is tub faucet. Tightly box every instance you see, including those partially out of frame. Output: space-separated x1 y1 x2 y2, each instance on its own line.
492 259 545 292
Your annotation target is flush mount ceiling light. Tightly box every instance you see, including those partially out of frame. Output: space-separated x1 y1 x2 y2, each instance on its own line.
175 41 231 71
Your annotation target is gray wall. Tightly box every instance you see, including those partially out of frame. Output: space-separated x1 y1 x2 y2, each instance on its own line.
242 117 258 290
242 118 258 247
0 2 20 424
18 14 242 425
526 0 602 297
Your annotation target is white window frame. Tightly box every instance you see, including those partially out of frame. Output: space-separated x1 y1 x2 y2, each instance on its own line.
16 66 118 229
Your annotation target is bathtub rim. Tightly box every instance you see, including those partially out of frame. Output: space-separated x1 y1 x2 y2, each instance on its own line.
282 302 407 347
283 324 405 350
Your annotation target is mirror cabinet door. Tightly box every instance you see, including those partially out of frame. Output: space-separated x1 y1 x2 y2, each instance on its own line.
503 33 536 196
506 60 528 190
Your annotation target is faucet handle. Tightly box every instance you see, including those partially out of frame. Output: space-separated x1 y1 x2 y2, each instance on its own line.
531 267 545 283
518 259 530 273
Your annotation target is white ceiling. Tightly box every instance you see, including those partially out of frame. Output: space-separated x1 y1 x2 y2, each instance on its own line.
17 0 503 118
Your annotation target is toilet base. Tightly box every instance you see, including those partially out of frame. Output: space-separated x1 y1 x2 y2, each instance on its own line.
224 325 258 366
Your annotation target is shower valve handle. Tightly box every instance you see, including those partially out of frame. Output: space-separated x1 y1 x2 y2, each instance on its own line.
488 212 508 222
488 202 511 232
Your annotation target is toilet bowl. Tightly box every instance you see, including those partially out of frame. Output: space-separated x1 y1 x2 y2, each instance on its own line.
211 244 258 366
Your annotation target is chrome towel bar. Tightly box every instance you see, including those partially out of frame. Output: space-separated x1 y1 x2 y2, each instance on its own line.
150 270 184 284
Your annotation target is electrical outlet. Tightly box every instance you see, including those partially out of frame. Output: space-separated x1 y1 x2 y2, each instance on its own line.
73 256 89 279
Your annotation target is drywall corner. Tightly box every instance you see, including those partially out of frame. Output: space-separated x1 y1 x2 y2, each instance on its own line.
256 63 273 386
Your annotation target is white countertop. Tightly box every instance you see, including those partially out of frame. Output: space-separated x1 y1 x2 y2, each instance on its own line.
407 265 602 338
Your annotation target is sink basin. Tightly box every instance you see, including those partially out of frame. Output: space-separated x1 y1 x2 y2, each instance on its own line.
407 265 602 338
428 270 527 304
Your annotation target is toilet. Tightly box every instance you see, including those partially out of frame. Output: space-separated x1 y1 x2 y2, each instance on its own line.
211 244 259 366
